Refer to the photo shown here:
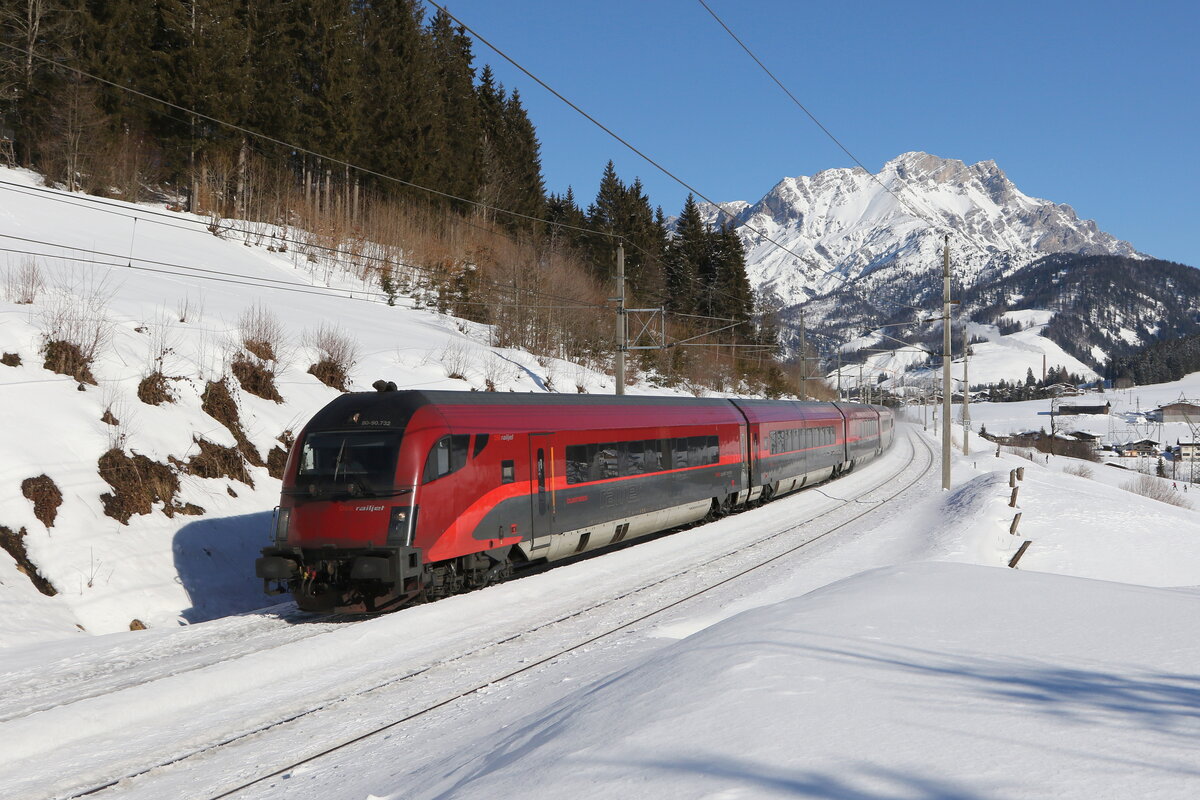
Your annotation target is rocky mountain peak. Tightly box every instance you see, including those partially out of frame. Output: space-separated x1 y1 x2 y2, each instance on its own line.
699 152 1145 308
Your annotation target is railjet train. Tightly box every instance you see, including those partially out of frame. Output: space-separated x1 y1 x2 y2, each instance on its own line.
256 388 895 612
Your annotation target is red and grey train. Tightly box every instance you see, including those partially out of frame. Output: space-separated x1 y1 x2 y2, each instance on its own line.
256 388 895 612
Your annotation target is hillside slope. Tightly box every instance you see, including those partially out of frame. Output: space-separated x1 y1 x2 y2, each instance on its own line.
0 167 643 644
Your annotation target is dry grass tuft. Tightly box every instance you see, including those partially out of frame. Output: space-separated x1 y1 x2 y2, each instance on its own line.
266 430 295 480
231 354 283 402
1 352 20 367
201 378 263 466
0 525 57 596
185 438 254 486
267 446 289 479
137 371 174 405
304 324 358 392
98 449 204 524
21 475 63 528
42 339 97 384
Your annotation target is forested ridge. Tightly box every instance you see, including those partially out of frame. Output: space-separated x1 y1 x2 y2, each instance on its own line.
1 0 781 393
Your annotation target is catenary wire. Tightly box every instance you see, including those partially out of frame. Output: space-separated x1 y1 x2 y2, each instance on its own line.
423 0 870 289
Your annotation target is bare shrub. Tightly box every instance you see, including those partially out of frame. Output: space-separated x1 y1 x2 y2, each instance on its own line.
1 352 20 366
0 525 57 596
230 304 285 401
481 355 507 392
21 475 64 528
237 303 286 362
441 341 470 381
304 323 358 391
97 449 204 524
39 271 115 385
1121 475 1191 509
1063 462 1095 480
4 258 44 304
100 384 132 451
177 293 204 324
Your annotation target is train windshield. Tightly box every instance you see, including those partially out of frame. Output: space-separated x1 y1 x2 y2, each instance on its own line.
295 431 404 497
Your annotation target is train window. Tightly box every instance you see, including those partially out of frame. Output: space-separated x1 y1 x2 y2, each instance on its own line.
623 441 647 476
672 438 690 468
423 434 469 483
688 435 718 465
597 444 619 480
472 434 489 458
566 435 705 482
566 445 587 484
297 431 402 491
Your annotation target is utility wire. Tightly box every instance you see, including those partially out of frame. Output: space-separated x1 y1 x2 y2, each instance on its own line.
424 0 856 288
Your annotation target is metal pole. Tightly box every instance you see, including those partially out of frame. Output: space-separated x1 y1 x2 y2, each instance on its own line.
615 243 625 395
837 351 842 402
799 311 807 401
942 234 952 490
963 326 970 455
859 363 864 404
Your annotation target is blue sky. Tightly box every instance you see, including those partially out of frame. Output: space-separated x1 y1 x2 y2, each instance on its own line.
433 1 1198 267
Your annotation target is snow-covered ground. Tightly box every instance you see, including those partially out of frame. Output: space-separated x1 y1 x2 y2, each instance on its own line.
3 424 1199 799
2 169 1199 799
836 313 1100 397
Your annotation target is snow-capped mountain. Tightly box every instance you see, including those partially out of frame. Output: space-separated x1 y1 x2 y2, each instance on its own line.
702 151 1145 308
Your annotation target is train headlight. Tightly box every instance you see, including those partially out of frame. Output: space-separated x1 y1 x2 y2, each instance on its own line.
274 507 292 543
388 506 416 545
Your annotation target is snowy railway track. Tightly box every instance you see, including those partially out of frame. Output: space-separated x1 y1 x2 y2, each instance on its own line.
41 427 933 800
0 606 347 724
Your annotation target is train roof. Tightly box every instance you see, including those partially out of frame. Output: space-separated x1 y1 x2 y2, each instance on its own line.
304 389 740 432
303 389 885 433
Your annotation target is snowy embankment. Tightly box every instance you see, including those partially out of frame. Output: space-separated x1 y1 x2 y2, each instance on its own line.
0 166 652 646
422 564 1200 800
378 429 1200 800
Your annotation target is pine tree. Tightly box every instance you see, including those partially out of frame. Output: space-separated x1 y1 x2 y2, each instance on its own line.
428 9 482 207
664 194 706 314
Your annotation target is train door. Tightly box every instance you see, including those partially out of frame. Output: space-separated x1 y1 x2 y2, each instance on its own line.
739 429 748 491
529 433 552 551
